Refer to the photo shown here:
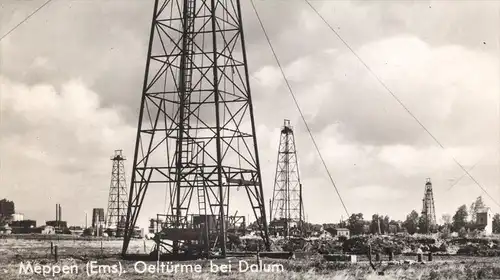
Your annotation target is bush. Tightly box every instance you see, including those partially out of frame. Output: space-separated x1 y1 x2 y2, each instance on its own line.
469 229 482 238
338 236 347 243
458 227 467 238
440 227 451 239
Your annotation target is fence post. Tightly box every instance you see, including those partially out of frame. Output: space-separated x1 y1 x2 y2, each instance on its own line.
54 246 58 262
375 253 381 262
428 252 433 262
388 252 394 261
417 253 422 262
50 242 53 255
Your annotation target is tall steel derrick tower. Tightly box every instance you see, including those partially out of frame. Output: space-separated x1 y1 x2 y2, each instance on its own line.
421 178 436 232
122 0 269 258
270 120 304 238
105 150 128 233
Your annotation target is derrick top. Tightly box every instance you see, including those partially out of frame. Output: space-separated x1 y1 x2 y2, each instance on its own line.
281 119 293 134
111 149 126 161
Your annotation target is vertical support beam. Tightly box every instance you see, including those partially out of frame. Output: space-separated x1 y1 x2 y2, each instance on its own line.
122 0 159 257
284 124 290 238
269 199 272 225
210 0 227 257
236 0 270 250
172 0 191 255
117 160 121 228
299 183 303 234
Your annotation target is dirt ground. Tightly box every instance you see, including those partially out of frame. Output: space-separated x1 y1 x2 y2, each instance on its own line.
1 238 500 279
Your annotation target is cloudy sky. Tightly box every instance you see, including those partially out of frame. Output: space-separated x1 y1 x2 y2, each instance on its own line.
1 0 499 229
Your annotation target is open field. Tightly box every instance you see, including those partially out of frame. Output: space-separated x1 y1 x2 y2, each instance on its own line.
1 238 500 279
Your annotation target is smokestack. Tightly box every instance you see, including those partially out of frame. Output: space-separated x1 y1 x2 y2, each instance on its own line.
56 204 59 222
59 204 62 221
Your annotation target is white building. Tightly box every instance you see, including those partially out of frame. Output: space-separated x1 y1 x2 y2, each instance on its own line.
11 213 24 221
476 207 493 235
39 225 55 235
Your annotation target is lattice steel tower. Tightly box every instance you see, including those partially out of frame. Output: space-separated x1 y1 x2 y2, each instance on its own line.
105 150 128 231
421 178 436 232
122 0 269 257
270 120 304 237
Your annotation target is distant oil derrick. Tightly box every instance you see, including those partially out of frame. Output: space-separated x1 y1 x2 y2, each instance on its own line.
270 119 305 238
421 178 436 232
105 150 128 235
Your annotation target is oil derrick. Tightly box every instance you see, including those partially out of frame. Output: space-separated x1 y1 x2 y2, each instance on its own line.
122 0 269 258
105 150 128 235
270 120 305 238
421 178 436 233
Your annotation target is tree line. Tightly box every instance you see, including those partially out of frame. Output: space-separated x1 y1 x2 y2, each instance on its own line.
343 196 500 236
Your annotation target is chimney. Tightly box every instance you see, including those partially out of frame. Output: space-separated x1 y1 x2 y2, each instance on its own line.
59 204 62 221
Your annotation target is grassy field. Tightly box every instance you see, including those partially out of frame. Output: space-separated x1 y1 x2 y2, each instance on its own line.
1 238 500 279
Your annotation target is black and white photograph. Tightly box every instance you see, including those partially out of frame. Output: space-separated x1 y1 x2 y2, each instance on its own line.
0 0 499 279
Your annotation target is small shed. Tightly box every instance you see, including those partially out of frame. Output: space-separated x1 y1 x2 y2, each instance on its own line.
331 228 350 238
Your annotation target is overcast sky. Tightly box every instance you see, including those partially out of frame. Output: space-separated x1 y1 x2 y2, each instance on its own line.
1 0 499 229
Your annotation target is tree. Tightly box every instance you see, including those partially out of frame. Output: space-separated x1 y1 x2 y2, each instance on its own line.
458 227 467 238
440 226 451 239
453 205 468 232
441 214 452 226
388 220 401 234
338 220 347 228
0 199 15 217
493 214 500 234
469 196 485 222
347 213 365 235
369 214 391 234
418 215 429 234
403 210 419 234
382 216 390 234
370 214 381 234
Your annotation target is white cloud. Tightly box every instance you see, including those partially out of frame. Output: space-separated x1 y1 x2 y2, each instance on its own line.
1 1 499 226
377 145 487 177
31 57 52 69
349 184 408 200
0 76 135 224
253 65 282 90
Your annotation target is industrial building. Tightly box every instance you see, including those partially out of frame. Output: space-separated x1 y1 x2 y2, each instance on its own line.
92 208 105 228
10 220 36 234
